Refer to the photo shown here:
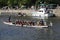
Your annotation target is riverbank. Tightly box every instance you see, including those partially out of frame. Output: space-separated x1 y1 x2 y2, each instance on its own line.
51 6 60 17
0 8 60 17
53 7 60 17
0 9 33 16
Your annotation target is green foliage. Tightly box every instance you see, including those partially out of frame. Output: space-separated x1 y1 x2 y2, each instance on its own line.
0 0 60 8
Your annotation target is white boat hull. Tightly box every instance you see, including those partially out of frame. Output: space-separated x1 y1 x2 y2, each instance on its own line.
16 24 48 28
31 8 54 18
3 22 14 25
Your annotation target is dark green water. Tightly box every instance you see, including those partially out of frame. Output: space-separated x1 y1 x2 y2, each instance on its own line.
0 15 60 40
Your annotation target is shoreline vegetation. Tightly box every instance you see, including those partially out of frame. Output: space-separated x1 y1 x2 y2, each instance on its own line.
0 0 60 17
0 0 59 17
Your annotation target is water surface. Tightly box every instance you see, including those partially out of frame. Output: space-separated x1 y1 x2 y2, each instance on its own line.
0 16 60 40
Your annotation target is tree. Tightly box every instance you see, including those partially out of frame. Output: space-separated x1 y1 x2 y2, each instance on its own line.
0 0 60 8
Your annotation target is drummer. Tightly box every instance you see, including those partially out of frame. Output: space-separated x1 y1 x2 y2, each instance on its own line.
8 15 11 22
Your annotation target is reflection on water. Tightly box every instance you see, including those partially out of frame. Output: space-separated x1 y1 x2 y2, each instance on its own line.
0 15 60 40
0 27 53 40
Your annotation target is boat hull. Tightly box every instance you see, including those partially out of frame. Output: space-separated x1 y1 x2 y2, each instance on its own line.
31 8 54 18
3 21 48 28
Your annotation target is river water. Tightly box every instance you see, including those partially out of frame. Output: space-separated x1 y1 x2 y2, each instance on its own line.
0 15 60 40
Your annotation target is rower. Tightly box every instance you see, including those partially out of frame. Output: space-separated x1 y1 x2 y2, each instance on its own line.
40 19 44 25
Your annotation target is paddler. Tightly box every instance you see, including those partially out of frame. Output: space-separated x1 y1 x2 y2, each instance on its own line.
40 19 44 25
